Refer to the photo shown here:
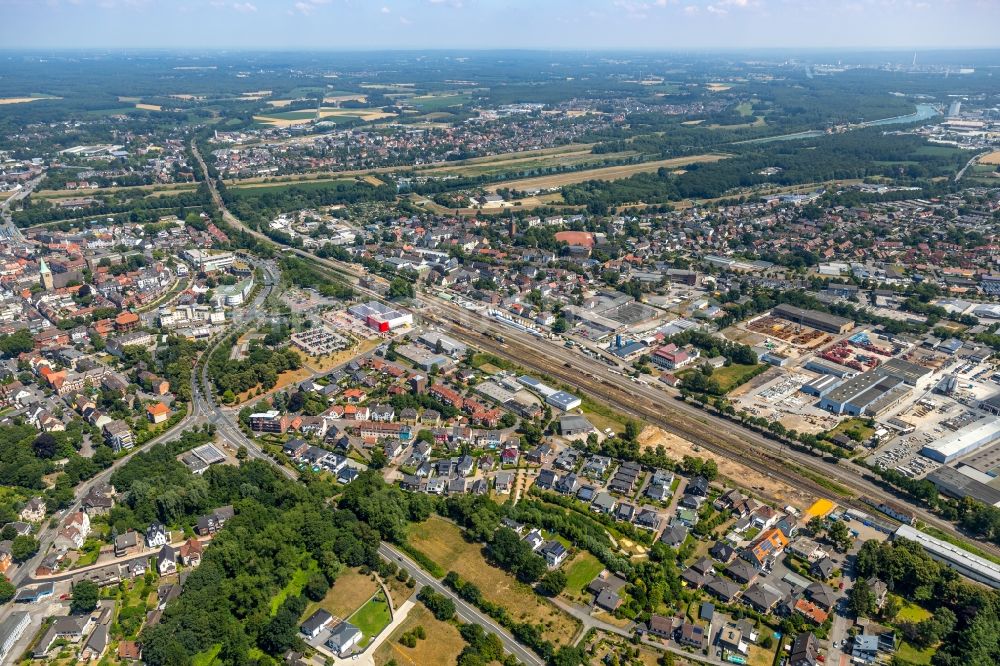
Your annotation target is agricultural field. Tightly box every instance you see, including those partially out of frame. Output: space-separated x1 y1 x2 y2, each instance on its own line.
488 153 730 192
135 103 162 111
980 150 1000 165
253 107 396 127
373 604 466 666
407 515 580 645
407 93 471 111
0 93 60 104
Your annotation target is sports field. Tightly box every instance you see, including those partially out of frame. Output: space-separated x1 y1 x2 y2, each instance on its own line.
488 153 730 192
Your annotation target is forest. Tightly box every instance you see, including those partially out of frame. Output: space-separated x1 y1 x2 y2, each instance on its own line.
563 129 967 211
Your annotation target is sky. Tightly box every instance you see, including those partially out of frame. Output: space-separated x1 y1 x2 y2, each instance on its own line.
0 0 997 51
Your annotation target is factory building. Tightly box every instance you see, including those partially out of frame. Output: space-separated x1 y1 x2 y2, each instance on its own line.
926 466 1000 506
920 416 1000 464
819 373 908 416
894 524 1000 589
771 304 854 335
818 358 931 416
800 374 842 398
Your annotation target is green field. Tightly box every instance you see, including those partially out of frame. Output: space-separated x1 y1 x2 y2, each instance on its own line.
259 109 318 120
895 601 933 623
409 94 471 111
828 417 876 442
895 641 935 665
191 644 222 666
563 551 604 594
679 362 765 394
228 178 365 197
271 561 317 615
348 593 392 646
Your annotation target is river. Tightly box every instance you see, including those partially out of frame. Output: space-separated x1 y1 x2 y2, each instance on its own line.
737 103 941 145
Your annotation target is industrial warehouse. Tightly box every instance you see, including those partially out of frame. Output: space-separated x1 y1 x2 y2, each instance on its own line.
819 358 931 416
894 524 1000 589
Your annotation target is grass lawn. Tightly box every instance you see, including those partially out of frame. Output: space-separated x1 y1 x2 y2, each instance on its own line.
829 417 875 442
409 94 471 111
407 515 580 645
896 641 935 665
562 551 604 595
348 593 392 647
747 643 777 666
373 604 466 666
895 601 933 623
303 568 380 621
191 644 222 666
271 560 317 615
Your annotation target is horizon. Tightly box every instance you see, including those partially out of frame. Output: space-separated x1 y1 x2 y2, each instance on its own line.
1 0 998 52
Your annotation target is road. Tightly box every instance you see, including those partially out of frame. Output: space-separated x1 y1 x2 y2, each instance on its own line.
190 139 1000 561
955 150 990 182
0 174 42 243
377 542 544 666
7 404 200 589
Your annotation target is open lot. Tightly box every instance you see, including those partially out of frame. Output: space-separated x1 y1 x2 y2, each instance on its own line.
373 604 466 666
638 425 817 510
488 153 730 192
304 567 380 621
407 515 580 645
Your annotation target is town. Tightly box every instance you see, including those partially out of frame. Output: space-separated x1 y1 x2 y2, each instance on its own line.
0 39 999 666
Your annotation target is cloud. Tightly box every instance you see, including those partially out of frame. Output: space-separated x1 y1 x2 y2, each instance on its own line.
290 0 329 15
380 5 390 12
399 14 411 23
231 1 256 11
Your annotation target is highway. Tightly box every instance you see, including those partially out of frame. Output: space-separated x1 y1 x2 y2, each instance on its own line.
190 140 1000 560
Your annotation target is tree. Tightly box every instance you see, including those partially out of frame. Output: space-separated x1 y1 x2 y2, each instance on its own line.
827 520 852 552
807 516 826 538
538 570 567 597
304 572 330 602
417 587 455 621
913 607 956 648
236 445 248 461
0 576 14 604
848 579 877 617
32 432 59 459
389 278 415 300
624 419 641 443
11 535 39 562
71 580 99 614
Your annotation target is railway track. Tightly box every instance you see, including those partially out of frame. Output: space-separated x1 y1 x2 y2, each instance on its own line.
191 141 1000 559
422 309 840 505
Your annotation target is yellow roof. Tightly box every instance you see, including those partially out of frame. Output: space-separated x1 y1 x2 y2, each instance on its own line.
804 498 836 519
